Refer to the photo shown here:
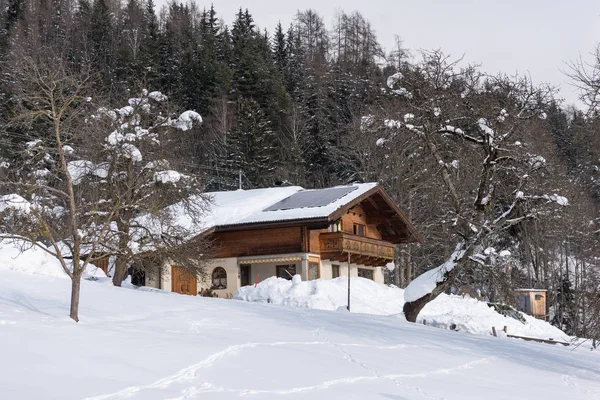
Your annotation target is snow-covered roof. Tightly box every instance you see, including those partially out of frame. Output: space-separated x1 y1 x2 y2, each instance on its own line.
185 183 378 236
229 183 378 226
70 182 416 252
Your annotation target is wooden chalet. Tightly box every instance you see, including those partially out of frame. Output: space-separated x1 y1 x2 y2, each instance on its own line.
143 183 422 297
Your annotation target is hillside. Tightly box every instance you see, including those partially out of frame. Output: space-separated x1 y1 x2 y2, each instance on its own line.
0 249 598 399
235 275 568 341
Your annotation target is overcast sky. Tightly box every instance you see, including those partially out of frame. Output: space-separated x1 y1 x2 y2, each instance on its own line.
157 0 600 106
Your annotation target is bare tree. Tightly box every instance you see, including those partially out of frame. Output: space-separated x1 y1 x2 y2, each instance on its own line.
379 51 567 322
566 44 600 113
0 55 207 321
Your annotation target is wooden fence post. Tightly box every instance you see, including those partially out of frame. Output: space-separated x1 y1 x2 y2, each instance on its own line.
492 326 497 337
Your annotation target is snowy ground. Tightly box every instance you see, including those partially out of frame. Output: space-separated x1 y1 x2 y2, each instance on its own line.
235 276 568 341
1 243 599 399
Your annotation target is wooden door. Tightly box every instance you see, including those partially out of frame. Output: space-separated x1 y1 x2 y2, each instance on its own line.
171 265 197 296
91 257 109 275
240 264 251 286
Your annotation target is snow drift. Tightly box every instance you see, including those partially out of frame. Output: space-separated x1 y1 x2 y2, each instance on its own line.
235 275 568 341
235 275 403 315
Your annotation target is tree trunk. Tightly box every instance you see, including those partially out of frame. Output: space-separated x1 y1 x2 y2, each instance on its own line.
70 272 82 322
403 243 467 323
403 295 431 322
406 243 413 284
112 255 128 287
403 275 454 323
398 249 405 288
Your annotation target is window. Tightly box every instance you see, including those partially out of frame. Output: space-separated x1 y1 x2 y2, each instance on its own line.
211 267 227 289
358 268 373 280
276 265 296 280
328 221 342 232
240 264 251 287
353 223 366 237
308 262 320 280
332 264 340 279
534 294 543 301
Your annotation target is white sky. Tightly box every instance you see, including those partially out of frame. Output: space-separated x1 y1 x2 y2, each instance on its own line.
157 0 600 106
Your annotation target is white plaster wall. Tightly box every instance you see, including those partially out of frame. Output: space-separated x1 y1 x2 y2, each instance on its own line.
145 272 160 289
249 262 302 283
372 267 384 284
319 259 334 280
201 258 239 298
160 263 172 292
325 261 383 284
347 263 359 277
145 255 386 296
300 258 308 280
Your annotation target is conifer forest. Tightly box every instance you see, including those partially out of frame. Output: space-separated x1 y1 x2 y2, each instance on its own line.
0 1 599 339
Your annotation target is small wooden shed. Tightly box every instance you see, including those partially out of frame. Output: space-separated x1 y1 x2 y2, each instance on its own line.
515 289 547 320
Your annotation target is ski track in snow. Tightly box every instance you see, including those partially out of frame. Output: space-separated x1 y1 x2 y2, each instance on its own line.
84 338 492 400
169 357 492 399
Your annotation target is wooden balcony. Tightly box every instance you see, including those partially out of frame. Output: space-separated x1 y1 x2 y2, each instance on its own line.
319 232 395 267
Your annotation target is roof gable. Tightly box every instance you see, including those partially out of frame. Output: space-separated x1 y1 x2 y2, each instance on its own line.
164 182 421 244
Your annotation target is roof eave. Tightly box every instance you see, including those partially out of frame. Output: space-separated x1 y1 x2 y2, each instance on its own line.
211 216 330 233
327 185 424 244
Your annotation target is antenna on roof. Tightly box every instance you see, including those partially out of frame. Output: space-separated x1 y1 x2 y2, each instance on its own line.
238 170 243 190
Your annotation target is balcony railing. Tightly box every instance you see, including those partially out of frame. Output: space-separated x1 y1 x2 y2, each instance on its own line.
319 232 395 266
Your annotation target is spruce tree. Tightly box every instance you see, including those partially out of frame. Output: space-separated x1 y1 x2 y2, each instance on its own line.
273 22 287 74
225 97 277 187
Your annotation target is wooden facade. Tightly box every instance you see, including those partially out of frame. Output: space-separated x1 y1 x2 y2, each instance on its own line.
209 187 417 268
212 227 303 258
319 232 395 266
144 184 421 297
515 289 547 319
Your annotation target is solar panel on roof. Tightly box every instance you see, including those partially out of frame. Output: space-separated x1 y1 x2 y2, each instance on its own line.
263 186 358 211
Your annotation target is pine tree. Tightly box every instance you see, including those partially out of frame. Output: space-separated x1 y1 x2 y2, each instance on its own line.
4 0 25 34
138 0 161 88
196 5 221 115
273 22 287 73
90 0 114 88
552 276 577 334
225 97 278 187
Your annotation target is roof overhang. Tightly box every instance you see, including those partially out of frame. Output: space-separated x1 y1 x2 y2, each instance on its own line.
213 217 329 233
195 184 423 244
328 185 423 244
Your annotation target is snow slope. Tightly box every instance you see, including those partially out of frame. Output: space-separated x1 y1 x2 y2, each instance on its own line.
0 255 599 399
0 239 107 279
235 276 568 341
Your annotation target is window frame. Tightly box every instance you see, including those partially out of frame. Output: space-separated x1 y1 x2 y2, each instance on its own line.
211 267 227 289
276 264 296 280
332 264 340 279
353 223 366 237
358 268 373 280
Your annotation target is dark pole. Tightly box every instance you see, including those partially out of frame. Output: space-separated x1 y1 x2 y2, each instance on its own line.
347 251 351 312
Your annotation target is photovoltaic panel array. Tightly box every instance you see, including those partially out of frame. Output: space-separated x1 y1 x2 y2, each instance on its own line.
264 186 358 211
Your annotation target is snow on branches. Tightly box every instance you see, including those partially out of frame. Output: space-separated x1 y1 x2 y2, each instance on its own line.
376 51 566 321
